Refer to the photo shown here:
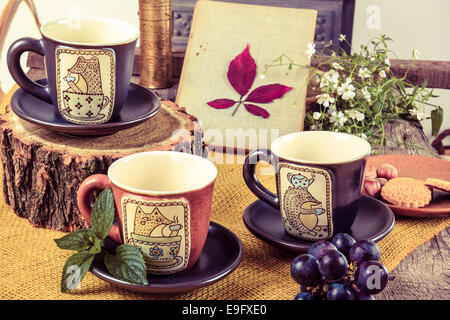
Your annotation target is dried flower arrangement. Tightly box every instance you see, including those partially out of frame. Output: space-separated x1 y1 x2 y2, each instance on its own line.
263 35 443 146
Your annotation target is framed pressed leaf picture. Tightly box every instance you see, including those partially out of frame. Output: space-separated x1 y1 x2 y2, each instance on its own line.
176 0 317 150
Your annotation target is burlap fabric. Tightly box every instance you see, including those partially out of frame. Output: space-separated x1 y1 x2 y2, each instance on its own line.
0 154 449 300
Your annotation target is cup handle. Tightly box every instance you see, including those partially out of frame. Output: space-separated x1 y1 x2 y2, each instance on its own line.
7 37 51 103
243 149 279 209
77 174 122 243
101 96 110 110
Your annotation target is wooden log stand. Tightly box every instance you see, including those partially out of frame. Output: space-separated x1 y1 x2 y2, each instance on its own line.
0 99 198 231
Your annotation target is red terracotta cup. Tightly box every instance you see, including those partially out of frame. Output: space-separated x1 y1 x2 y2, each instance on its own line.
77 151 217 275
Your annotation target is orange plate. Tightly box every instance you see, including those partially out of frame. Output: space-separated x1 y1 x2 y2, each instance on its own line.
363 154 450 218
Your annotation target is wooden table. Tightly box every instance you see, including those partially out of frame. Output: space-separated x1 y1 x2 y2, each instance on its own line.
0 55 448 300
378 228 449 300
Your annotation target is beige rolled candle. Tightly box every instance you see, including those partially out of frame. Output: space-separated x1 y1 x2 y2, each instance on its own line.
138 0 173 89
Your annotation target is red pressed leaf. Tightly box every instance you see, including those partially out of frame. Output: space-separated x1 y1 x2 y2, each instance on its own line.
244 104 270 119
207 99 236 109
227 45 257 97
245 84 293 103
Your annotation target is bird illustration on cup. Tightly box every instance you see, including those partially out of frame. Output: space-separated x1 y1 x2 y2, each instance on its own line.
283 172 328 239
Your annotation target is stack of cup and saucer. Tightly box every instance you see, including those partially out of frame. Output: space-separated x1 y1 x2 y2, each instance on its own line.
7 17 160 136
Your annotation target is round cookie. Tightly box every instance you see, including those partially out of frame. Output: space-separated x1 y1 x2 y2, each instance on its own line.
425 178 450 193
381 177 432 208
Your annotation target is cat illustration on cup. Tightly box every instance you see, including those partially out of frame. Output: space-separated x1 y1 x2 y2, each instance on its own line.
283 172 328 239
130 205 185 271
61 55 110 121
133 206 182 238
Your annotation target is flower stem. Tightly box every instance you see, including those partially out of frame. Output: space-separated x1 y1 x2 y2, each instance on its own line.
232 101 242 116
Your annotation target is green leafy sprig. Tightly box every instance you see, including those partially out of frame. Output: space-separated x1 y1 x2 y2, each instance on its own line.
55 187 148 293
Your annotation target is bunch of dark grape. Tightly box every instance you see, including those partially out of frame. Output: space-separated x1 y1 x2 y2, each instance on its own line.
291 233 390 300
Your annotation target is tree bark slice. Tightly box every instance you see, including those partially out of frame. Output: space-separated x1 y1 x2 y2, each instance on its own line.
0 100 198 231
376 119 438 157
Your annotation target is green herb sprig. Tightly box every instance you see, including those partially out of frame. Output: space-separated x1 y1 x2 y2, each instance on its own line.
55 187 148 292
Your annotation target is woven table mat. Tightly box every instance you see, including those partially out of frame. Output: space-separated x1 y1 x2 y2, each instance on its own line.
0 152 449 300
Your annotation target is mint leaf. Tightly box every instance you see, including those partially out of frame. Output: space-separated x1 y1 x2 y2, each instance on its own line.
91 187 115 240
431 106 443 136
104 244 148 286
61 251 95 293
87 237 102 255
54 228 96 251
57 188 118 293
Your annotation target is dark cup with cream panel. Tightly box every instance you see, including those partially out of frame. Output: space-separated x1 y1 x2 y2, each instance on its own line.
7 17 138 125
243 131 371 241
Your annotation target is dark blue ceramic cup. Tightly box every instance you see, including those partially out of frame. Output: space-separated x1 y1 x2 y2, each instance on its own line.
7 17 138 125
243 131 371 241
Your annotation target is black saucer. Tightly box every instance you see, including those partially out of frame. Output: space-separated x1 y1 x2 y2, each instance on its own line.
10 81 160 136
243 195 395 253
90 222 243 294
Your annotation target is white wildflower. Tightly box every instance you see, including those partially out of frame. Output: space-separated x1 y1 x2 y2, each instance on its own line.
337 79 356 100
370 57 375 62
305 42 316 58
339 34 346 42
379 70 386 78
358 67 371 79
409 108 425 121
384 58 391 67
345 110 365 122
361 87 371 102
360 133 368 140
313 112 322 120
329 111 337 122
310 124 319 130
330 111 347 126
332 62 344 70
316 93 335 108
339 116 348 126
320 70 339 88
356 112 365 121
412 49 420 59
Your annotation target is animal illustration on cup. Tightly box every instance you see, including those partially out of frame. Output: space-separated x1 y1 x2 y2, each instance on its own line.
133 206 182 238
61 55 110 120
283 172 328 238
130 206 185 270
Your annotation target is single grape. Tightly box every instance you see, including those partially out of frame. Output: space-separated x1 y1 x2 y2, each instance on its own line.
294 292 314 300
318 250 348 280
349 240 380 264
308 240 337 260
332 233 356 258
290 254 322 286
326 283 355 300
354 260 389 295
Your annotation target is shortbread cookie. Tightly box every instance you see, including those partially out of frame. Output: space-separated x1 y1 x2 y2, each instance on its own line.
381 177 432 208
425 178 450 193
